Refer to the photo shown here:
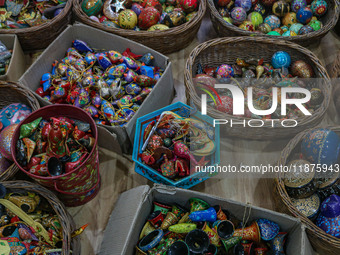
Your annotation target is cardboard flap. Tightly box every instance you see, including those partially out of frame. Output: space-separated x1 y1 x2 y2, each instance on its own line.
97 126 122 155
99 185 150 255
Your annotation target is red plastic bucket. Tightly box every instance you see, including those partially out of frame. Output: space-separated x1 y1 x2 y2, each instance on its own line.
11 104 100 206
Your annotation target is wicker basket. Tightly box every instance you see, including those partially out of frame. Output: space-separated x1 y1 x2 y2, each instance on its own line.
274 126 340 255
73 0 206 54
331 50 340 78
0 81 40 181
2 180 79 255
207 0 340 46
184 36 331 139
0 0 72 51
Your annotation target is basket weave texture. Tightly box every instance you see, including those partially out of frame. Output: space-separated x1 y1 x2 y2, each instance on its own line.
184 36 331 139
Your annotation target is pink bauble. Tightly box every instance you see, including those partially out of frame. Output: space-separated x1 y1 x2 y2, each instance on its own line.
0 124 18 161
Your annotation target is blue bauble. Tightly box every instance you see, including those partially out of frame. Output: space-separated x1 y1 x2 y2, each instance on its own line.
271 51 291 68
290 23 304 33
264 15 281 29
296 7 313 24
301 128 340 166
235 0 252 12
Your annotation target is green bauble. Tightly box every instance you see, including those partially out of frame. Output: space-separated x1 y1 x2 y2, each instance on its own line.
81 0 103 16
308 20 322 31
267 31 281 36
163 138 172 147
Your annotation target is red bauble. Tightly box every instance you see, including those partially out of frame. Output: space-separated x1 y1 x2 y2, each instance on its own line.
179 0 198 12
138 7 160 30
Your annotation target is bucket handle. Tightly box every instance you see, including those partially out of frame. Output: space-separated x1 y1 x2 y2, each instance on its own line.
53 168 100 195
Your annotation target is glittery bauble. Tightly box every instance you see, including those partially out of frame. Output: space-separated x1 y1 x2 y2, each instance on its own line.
168 10 186 26
273 27 284 34
216 96 233 114
215 0 231 6
248 12 263 28
291 0 307 12
216 64 234 79
298 25 314 34
253 3 266 15
267 30 281 35
118 9 138 29
282 30 297 36
239 20 254 31
311 0 327 17
282 12 297 27
290 23 304 33
308 20 322 30
281 25 289 32
81 0 103 16
258 23 272 33
0 124 18 161
179 0 198 12
131 3 144 16
138 7 160 30
231 7 247 25
271 51 291 69
264 15 281 29
0 152 10 174
296 7 313 24
291 60 314 78
235 0 252 12
272 1 290 17
261 0 276 6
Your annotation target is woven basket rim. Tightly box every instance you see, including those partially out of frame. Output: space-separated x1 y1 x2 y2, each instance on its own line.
207 0 340 42
0 81 40 181
73 0 206 37
0 0 72 35
2 180 76 255
331 50 340 78
276 125 340 247
184 36 331 130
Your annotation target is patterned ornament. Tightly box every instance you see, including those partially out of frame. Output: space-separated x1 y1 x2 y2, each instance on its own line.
0 103 31 131
248 12 263 28
216 64 234 79
258 23 272 33
308 19 322 31
271 51 291 69
280 25 289 32
291 60 314 78
289 22 303 33
235 0 252 12
316 195 340 237
215 0 232 7
282 30 297 36
81 0 103 16
264 15 281 29
272 0 290 17
282 12 297 27
230 7 247 25
261 0 276 6
291 0 307 12
291 193 320 219
118 9 138 29
138 7 160 30
178 0 198 12
0 124 18 160
131 3 144 16
239 20 254 31
256 218 280 241
298 25 314 34
296 7 313 24
273 27 284 35
253 3 266 15
311 0 328 17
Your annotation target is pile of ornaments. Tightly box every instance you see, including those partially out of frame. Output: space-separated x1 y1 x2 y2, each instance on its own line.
194 51 323 120
139 111 215 180
0 184 86 254
284 128 340 238
0 41 12 75
36 40 162 127
81 0 198 31
0 0 67 29
0 103 32 176
15 116 94 177
215 0 327 36
136 198 289 254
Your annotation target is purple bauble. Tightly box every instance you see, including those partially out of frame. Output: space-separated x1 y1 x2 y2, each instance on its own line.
92 94 102 108
231 7 247 25
131 3 144 16
298 25 314 34
291 0 307 13
74 88 90 108
316 195 340 238
264 15 281 29
0 152 10 175
235 0 252 12
253 3 266 15
84 105 99 118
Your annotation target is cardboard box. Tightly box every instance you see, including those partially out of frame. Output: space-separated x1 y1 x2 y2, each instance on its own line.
0 34 25 81
99 185 314 255
19 23 174 154
133 102 220 188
